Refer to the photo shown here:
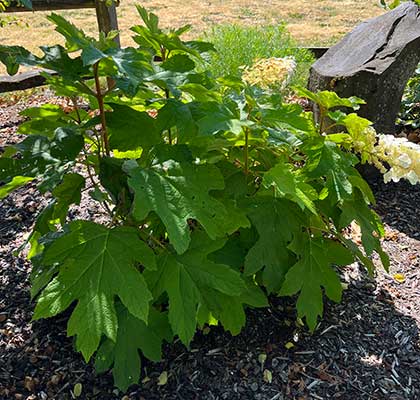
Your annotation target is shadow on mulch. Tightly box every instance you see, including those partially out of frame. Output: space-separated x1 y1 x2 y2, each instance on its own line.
369 177 420 241
1 181 419 400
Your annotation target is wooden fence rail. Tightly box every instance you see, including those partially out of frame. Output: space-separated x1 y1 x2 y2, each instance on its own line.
6 0 96 12
0 0 119 92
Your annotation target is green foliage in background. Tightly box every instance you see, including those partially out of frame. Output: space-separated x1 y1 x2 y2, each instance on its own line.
0 6 389 393
398 64 420 128
203 24 314 89
380 0 420 9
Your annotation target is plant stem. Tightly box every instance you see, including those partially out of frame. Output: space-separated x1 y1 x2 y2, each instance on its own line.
319 106 326 134
244 128 249 175
93 62 110 156
81 149 114 220
167 127 173 145
159 45 174 144
71 97 82 124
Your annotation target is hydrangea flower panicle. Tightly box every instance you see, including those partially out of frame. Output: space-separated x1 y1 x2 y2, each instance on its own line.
241 57 296 90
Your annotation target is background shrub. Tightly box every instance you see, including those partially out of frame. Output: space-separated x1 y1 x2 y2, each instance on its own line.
398 64 420 129
203 24 314 89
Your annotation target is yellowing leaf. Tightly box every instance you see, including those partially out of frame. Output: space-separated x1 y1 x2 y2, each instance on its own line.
263 369 273 383
0 176 33 199
393 273 406 284
285 342 294 350
202 326 211 335
73 383 82 397
258 353 267 366
158 371 168 386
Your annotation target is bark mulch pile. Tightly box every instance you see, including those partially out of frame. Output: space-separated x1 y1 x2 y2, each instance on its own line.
0 92 419 400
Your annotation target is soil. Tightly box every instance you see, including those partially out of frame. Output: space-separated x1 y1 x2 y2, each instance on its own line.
0 93 419 400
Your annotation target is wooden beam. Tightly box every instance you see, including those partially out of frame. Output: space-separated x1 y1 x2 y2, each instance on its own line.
0 69 56 93
5 0 96 12
304 47 329 59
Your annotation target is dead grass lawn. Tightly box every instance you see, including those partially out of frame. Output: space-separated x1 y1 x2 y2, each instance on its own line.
0 0 384 54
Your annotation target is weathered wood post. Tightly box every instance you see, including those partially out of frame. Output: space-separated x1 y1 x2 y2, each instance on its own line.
94 0 120 47
95 0 119 90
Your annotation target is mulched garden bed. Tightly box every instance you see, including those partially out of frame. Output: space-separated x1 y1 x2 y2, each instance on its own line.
0 92 419 400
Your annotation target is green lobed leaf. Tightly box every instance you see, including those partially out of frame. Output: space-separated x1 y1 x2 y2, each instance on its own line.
190 101 252 136
244 198 302 293
280 235 353 330
263 162 318 213
304 138 358 202
125 149 249 254
33 221 155 361
296 87 365 110
156 98 197 143
95 306 172 391
51 173 85 224
161 54 196 72
145 231 246 344
47 13 93 53
0 127 84 195
106 47 153 95
106 103 162 152
339 189 388 270
0 45 38 75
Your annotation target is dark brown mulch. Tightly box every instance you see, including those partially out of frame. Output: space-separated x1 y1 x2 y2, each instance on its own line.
1 95 420 400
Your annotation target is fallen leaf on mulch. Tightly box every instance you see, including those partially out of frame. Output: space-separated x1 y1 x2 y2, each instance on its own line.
157 371 168 386
393 273 406 284
73 383 82 397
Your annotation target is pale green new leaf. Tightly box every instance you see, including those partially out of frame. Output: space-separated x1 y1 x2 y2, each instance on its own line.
33 221 155 361
126 156 249 254
263 162 317 213
296 87 365 110
0 176 33 199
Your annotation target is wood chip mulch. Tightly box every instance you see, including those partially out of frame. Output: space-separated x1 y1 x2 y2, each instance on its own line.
0 93 419 400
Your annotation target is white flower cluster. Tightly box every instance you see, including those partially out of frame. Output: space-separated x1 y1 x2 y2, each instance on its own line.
375 134 420 185
241 57 296 90
348 123 420 185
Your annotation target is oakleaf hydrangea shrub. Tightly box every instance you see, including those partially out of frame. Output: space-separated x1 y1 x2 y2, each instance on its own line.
2 5 417 391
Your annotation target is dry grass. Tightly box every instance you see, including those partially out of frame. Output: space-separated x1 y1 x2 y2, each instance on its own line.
0 0 384 54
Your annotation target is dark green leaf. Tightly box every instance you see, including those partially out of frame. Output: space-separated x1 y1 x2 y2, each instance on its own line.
125 153 249 254
95 306 172 391
106 103 161 152
34 221 155 360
